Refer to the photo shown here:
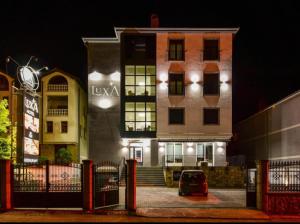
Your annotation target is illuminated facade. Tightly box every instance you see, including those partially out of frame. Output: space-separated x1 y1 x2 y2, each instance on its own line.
83 26 238 166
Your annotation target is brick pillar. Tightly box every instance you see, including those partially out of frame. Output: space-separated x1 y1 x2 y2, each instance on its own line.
256 160 262 210
0 160 12 210
126 159 136 214
261 160 269 213
83 160 93 212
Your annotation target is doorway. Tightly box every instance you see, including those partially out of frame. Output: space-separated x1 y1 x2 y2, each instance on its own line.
129 147 143 166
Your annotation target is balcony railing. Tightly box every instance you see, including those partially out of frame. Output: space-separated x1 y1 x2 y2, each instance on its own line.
47 84 68 92
47 109 68 116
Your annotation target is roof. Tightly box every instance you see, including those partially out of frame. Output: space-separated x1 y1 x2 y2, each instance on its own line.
40 68 86 92
82 26 239 43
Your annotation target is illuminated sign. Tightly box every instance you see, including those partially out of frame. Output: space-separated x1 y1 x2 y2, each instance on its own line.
23 93 39 162
17 66 40 91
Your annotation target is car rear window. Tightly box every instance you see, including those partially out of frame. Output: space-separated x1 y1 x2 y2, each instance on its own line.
182 172 206 183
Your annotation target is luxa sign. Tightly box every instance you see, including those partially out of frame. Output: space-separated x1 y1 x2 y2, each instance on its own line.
17 66 40 91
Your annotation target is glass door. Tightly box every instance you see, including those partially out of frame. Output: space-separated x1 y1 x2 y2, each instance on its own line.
129 147 143 166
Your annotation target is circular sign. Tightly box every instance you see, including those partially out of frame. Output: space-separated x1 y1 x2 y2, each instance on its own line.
17 66 39 90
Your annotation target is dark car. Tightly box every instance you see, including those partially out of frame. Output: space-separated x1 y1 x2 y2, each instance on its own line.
178 170 208 196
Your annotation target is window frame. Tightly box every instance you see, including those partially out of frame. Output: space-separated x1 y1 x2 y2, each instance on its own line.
168 39 185 61
203 39 220 61
168 107 185 125
168 73 185 96
166 143 183 163
46 121 53 133
203 108 220 125
61 121 68 133
203 72 220 96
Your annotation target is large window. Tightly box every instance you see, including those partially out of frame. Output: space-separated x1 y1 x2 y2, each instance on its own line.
169 73 184 95
203 108 220 125
125 65 156 96
61 121 68 133
166 143 183 163
169 39 184 61
203 39 219 61
203 73 219 95
197 143 213 164
169 108 185 124
125 102 156 132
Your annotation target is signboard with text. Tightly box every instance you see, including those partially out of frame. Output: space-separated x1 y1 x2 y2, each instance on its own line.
23 92 39 163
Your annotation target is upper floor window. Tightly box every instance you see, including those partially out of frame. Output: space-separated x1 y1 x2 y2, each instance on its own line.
203 108 219 125
125 65 156 96
61 121 68 133
169 73 184 95
169 108 185 125
46 121 53 133
0 75 9 91
203 73 220 96
48 75 68 92
203 39 219 61
169 39 184 61
125 102 156 132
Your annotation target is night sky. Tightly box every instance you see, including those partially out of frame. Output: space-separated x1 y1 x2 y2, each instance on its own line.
1 1 300 124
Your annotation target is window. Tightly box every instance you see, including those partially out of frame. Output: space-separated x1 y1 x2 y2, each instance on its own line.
125 102 156 132
46 121 53 133
203 108 219 125
61 121 68 133
169 108 184 124
125 65 156 96
197 143 213 165
166 143 183 163
169 39 184 60
168 73 184 95
203 39 219 60
203 73 219 95
0 75 9 91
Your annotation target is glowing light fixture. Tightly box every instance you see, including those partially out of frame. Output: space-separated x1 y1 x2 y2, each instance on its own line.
159 147 165 153
110 71 120 81
89 71 102 81
220 83 229 91
217 142 224 147
191 83 199 91
98 98 112 109
122 147 128 153
191 74 199 83
160 72 168 82
217 147 224 154
122 139 129 147
187 142 193 147
160 82 168 90
220 74 229 83
187 147 194 153
159 142 165 146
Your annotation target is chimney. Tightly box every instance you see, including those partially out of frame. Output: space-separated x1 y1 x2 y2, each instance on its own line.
150 14 159 28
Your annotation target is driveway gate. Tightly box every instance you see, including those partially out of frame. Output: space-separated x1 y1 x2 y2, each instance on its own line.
246 167 257 207
94 161 119 209
12 161 82 208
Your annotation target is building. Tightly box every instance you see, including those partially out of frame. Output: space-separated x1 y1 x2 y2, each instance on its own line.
229 90 300 166
0 68 88 163
83 21 239 167
39 69 88 162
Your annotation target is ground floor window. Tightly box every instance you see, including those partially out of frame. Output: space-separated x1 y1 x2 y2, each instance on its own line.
166 143 183 163
196 143 213 165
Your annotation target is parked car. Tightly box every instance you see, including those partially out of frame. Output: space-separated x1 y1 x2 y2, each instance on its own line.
178 170 208 196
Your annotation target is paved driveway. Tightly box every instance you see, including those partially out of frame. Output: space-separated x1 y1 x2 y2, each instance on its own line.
119 187 246 208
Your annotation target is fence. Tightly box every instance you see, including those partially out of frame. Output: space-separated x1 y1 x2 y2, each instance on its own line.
268 160 300 192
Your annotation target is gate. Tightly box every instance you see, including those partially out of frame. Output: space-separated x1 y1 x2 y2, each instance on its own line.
246 167 257 207
12 161 82 208
94 161 119 209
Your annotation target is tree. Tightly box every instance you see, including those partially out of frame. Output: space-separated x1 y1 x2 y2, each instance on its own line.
0 99 11 160
55 147 72 164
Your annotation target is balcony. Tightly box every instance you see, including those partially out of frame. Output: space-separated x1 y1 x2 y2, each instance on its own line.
47 84 68 92
47 109 68 116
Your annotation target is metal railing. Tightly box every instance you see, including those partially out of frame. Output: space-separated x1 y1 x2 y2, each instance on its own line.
47 84 68 92
13 161 82 192
162 155 213 167
269 160 300 192
47 109 68 116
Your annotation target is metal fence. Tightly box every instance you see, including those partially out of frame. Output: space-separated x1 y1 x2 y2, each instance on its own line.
269 160 300 192
13 161 82 192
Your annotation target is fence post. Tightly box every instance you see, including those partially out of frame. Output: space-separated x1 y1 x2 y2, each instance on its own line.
261 160 269 213
82 160 93 212
45 160 50 192
126 159 136 215
0 159 12 210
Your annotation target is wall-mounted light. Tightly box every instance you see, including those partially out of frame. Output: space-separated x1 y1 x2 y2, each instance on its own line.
217 142 224 147
110 71 120 82
122 147 128 153
190 73 200 91
98 98 112 109
121 139 129 147
159 147 165 153
220 83 229 91
217 147 224 154
220 72 229 92
89 71 102 81
160 82 168 90
159 142 165 147
187 142 193 147
187 147 194 153
160 72 168 82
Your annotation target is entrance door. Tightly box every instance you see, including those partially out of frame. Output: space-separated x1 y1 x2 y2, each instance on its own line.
129 147 143 166
246 168 257 207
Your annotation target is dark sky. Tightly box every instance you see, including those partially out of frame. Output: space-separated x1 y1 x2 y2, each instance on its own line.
1 1 300 124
